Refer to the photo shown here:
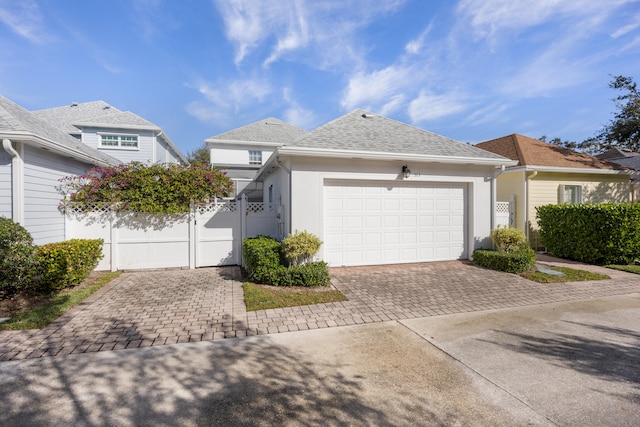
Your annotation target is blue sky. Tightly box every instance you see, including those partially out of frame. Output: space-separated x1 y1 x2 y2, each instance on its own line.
1 0 639 156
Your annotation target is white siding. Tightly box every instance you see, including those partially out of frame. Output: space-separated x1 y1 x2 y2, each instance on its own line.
23 145 93 245
211 144 276 167
82 127 155 164
0 146 11 218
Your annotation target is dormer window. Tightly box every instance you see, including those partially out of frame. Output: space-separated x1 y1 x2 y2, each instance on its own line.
249 150 262 165
99 134 139 149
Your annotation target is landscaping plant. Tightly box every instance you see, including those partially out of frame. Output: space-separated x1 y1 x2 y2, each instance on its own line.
243 234 330 286
58 162 233 214
282 230 323 266
0 217 37 294
473 226 536 273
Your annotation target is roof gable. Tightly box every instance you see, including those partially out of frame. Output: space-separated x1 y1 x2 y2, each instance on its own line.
207 117 309 144
476 134 627 170
291 109 506 160
0 96 118 165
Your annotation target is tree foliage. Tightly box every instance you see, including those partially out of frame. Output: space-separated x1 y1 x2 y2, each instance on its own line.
588 75 640 153
59 162 233 213
186 146 210 165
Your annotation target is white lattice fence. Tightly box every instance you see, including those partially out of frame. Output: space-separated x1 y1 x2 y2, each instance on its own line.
65 196 279 271
495 201 513 228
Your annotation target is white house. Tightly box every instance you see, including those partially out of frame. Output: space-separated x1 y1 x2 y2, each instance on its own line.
32 101 188 166
254 110 515 267
0 95 119 245
206 117 308 200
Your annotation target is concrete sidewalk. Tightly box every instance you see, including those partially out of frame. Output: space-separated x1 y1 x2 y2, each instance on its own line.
2 293 639 426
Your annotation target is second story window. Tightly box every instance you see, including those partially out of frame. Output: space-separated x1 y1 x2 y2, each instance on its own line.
100 134 139 149
249 150 262 165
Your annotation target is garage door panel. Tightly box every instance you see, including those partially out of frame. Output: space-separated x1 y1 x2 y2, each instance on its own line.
324 180 467 266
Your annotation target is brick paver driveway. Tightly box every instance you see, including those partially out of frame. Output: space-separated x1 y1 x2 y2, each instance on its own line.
2 257 640 361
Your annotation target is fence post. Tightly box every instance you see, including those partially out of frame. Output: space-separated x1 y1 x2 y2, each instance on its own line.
189 202 196 269
110 212 118 272
240 195 248 267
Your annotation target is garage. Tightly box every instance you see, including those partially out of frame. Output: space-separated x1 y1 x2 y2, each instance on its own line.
323 179 467 266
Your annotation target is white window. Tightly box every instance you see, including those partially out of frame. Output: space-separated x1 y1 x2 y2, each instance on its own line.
249 150 262 165
100 134 138 149
560 184 582 204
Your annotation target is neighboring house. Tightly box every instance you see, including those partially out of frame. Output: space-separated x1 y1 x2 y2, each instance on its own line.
0 95 119 245
32 101 188 166
596 148 640 201
476 134 633 247
253 109 515 267
205 117 309 200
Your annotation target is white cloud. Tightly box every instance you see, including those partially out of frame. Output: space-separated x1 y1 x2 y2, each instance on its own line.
214 0 406 69
456 0 634 41
341 65 416 111
405 24 432 55
282 88 316 129
0 0 51 43
408 91 467 122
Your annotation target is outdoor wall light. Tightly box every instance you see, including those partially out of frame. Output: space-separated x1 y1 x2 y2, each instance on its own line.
402 164 411 179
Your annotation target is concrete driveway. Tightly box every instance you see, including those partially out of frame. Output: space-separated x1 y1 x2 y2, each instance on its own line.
1 293 639 426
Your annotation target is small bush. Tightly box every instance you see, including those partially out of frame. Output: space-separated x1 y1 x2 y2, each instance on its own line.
473 248 537 274
0 217 36 293
491 226 528 253
35 239 104 293
282 230 323 266
243 236 283 284
243 236 330 287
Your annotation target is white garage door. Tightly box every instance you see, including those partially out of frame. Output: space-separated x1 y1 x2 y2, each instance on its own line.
324 180 467 266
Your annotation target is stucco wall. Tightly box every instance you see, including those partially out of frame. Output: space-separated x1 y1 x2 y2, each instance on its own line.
280 156 496 262
496 170 526 231
210 144 276 167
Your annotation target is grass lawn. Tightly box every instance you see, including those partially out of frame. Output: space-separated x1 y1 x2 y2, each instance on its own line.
0 271 121 331
520 266 610 283
607 265 640 274
243 282 347 311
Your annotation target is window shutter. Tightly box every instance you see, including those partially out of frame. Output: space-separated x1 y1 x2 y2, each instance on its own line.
558 184 565 203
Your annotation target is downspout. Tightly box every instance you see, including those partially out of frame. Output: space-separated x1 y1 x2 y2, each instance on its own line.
2 138 24 224
276 156 291 240
524 170 538 238
490 165 506 232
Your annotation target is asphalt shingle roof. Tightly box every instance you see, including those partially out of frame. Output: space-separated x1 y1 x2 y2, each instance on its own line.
207 117 309 144
0 96 118 165
291 109 506 160
476 134 627 170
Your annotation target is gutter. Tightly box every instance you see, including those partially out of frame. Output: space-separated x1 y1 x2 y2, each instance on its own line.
490 165 506 233
276 146 516 167
524 170 538 237
2 138 24 223
275 156 291 240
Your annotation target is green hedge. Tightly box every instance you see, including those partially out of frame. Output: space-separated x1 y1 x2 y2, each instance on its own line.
36 239 104 292
242 236 330 287
473 248 537 273
536 204 640 265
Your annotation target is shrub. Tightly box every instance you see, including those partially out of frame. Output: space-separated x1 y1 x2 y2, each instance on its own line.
243 236 330 287
243 236 283 284
0 217 36 293
473 248 537 274
35 239 104 293
282 230 323 266
59 162 233 214
536 203 640 264
491 226 528 253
